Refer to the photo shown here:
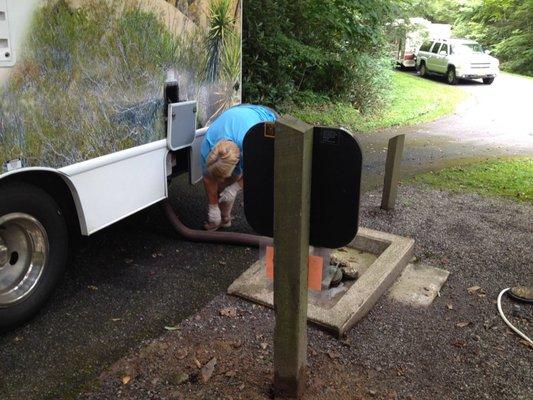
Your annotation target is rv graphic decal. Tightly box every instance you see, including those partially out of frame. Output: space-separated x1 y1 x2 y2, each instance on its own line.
0 0 242 171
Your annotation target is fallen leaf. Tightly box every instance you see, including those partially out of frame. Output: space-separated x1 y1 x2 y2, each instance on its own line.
164 325 179 331
219 307 237 317
396 367 407 376
174 372 189 385
122 376 131 385
194 358 202 368
260 342 268 350
456 321 471 328
452 340 467 348
225 370 236 378
87 285 98 291
219 260 227 266
176 349 188 360
201 358 217 383
446 303 454 310
467 286 481 295
111 318 122 322
327 350 341 359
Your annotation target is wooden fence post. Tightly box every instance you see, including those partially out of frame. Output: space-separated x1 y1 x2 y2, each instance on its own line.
381 134 405 210
273 116 313 398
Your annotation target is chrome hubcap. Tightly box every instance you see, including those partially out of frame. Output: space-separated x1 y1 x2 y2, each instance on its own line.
0 213 48 307
0 239 7 266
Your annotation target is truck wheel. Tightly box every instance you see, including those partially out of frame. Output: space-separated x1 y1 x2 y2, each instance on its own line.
446 67 458 85
0 183 68 332
419 62 427 77
482 77 495 85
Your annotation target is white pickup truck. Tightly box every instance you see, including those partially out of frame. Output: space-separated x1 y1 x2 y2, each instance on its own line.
416 38 499 85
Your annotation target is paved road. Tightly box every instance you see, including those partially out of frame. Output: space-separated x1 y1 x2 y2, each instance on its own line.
360 71 533 189
1 72 532 400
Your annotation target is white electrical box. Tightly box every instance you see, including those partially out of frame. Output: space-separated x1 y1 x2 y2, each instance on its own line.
0 0 14 67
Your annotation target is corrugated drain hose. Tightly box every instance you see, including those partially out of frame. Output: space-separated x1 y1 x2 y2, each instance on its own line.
163 200 270 247
497 288 532 346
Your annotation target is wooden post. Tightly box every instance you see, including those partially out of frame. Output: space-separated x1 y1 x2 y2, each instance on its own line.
273 116 313 398
381 134 405 210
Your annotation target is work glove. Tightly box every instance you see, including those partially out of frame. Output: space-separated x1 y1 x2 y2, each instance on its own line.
219 182 241 203
204 204 221 231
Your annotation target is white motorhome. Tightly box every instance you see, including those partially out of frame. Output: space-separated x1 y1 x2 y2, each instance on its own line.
0 0 242 329
390 17 451 69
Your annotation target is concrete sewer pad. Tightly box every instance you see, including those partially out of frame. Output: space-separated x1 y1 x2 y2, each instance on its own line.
388 263 450 307
228 228 414 337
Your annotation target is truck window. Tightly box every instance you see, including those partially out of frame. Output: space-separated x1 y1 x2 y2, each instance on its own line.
440 44 448 54
431 43 441 54
419 41 432 52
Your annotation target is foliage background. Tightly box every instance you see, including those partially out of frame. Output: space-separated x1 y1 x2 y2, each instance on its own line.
404 0 533 76
242 0 396 111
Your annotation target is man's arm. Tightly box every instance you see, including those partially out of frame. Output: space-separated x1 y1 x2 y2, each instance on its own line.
203 175 219 205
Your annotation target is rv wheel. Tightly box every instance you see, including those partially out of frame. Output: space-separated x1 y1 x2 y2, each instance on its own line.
0 183 68 331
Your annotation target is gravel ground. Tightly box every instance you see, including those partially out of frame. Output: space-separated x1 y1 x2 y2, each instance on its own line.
79 184 533 400
0 175 256 400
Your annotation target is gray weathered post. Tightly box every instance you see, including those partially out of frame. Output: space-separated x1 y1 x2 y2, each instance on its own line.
273 116 313 398
381 134 405 210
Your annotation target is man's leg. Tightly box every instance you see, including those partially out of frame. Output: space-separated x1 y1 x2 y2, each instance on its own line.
219 175 243 227
203 176 222 231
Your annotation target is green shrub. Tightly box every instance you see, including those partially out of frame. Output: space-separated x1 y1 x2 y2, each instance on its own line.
242 0 395 110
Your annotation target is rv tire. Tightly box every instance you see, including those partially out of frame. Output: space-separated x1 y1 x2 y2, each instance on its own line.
0 182 68 331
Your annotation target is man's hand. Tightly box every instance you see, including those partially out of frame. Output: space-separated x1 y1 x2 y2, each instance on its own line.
219 182 241 203
204 204 221 231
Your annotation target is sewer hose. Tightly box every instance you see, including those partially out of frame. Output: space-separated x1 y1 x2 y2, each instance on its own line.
163 200 270 247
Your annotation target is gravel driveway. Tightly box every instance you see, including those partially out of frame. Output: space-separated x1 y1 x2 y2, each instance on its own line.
80 185 533 400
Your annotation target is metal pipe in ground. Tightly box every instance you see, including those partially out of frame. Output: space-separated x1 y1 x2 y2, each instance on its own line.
163 200 269 247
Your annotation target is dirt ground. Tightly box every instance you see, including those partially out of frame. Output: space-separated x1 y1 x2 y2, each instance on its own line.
79 184 532 400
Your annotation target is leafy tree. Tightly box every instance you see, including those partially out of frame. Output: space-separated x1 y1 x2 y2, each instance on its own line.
399 0 532 76
243 0 396 111
455 0 533 76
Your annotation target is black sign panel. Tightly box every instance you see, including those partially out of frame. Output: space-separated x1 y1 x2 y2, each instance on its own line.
243 123 362 248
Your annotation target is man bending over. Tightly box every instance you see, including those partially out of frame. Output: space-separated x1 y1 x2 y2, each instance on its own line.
200 104 277 230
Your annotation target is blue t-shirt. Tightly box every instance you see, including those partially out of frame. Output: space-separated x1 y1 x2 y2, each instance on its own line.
201 104 277 176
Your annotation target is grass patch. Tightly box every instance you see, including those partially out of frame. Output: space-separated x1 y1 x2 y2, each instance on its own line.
413 158 533 202
284 71 467 133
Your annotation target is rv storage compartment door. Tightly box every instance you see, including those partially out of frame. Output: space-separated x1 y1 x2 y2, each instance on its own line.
167 100 197 151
